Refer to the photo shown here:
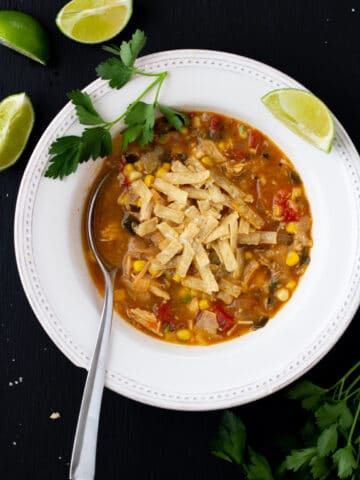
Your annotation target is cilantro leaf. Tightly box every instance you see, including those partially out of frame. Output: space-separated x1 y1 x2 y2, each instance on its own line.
247 447 274 480
317 423 338 457
102 44 121 55
159 104 189 131
67 90 105 126
120 29 146 67
315 402 353 430
282 447 316 472
211 411 247 465
288 381 326 401
332 446 358 479
309 455 330 479
96 57 132 89
81 127 112 161
45 136 83 179
122 102 155 150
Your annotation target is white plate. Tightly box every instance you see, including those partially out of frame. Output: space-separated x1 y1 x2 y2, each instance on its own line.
14 50 360 410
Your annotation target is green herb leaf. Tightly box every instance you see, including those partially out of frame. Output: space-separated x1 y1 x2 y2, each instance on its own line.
317 424 338 457
288 380 327 401
123 102 155 150
282 447 316 472
332 446 358 479
247 447 274 480
309 455 330 479
159 104 189 131
67 90 105 126
102 44 121 55
96 57 132 89
81 127 112 161
315 402 353 430
211 411 247 465
45 135 83 179
181 295 192 304
120 29 146 67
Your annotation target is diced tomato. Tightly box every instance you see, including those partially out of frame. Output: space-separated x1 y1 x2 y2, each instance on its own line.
273 189 300 222
211 304 234 333
225 147 246 160
248 130 262 149
210 115 221 133
154 302 173 324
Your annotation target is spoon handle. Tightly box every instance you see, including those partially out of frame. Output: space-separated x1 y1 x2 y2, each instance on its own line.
69 270 115 480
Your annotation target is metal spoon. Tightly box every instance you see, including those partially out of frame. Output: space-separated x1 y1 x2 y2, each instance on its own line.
69 171 116 480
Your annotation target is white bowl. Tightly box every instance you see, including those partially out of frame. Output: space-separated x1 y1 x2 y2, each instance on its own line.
14 49 360 410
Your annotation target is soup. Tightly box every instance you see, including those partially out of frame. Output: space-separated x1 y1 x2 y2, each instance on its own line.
84 111 312 345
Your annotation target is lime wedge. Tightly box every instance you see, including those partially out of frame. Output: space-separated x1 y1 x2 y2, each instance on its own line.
0 93 35 171
262 88 335 152
56 0 133 44
0 10 49 65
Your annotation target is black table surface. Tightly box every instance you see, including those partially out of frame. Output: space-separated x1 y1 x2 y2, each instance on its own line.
1 0 360 478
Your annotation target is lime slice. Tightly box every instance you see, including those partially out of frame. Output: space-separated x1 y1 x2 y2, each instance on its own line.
56 0 133 44
262 88 335 152
0 93 35 171
0 10 49 65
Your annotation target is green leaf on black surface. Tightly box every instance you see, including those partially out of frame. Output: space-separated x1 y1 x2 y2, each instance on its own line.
96 57 132 89
315 402 353 430
120 29 146 67
211 411 247 465
288 381 326 401
309 455 330 479
246 447 274 480
282 447 316 472
67 90 105 125
159 104 189 131
332 446 358 479
317 423 338 457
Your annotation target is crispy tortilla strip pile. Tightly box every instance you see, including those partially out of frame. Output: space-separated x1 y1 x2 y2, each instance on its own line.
125 151 278 296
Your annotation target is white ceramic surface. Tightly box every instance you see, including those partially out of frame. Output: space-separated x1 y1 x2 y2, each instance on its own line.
14 50 360 410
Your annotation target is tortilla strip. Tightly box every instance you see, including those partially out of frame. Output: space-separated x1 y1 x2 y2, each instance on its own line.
204 212 238 243
154 203 185 224
231 198 264 229
176 243 195 278
157 221 179 240
163 170 209 185
131 179 153 221
184 187 208 200
219 278 242 298
212 172 247 200
194 243 210 269
153 178 188 204
171 160 191 173
197 216 219 242
153 239 183 265
239 218 250 234
134 218 158 237
197 200 210 214
218 238 238 272
185 205 200 219
208 185 228 203
180 220 200 242
229 214 238 251
199 264 219 292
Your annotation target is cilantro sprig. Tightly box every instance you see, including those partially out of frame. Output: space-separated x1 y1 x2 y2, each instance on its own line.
212 360 360 479
45 30 189 179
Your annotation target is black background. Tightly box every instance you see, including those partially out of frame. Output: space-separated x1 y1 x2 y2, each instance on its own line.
1 1 360 479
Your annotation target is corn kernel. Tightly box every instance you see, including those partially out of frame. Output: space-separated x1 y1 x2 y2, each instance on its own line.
128 171 142 182
162 162 171 172
218 141 226 151
273 204 281 217
201 155 213 167
176 329 192 341
286 222 297 234
199 299 210 310
117 193 129 205
114 289 126 302
181 127 189 134
276 288 289 302
144 174 155 187
172 273 182 283
177 287 189 298
245 251 253 260
291 187 302 200
133 260 147 273
136 198 142 207
286 251 300 267
286 280 296 290
156 167 167 178
191 116 200 128
123 163 135 175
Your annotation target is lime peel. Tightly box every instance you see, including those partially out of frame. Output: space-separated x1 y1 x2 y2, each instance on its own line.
261 88 335 153
0 93 35 171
